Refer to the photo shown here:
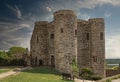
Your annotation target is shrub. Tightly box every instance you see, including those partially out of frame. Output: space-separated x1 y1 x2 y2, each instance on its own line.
10 59 24 66
71 58 79 78
91 75 102 81
112 76 118 79
112 66 119 70
106 79 111 82
117 75 120 78
79 68 93 80
0 58 24 66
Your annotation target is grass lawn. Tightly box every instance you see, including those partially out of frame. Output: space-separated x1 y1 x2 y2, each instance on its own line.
0 66 21 74
0 67 73 82
0 69 10 74
0 67 15 74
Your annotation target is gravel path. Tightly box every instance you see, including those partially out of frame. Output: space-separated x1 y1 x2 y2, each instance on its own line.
74 78 94 82
0 67 30 79
112 79 120 82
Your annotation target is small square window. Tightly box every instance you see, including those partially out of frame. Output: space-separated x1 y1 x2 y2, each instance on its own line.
37 36 39 43
86 33 89 40
75 30 77 36
50 34 54 39
61 28 63 33
93 56 97 62
100 32 103 40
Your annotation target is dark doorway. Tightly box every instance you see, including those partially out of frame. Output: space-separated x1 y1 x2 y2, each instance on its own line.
35 56 37 66
39 59 43 66
51 56 55 68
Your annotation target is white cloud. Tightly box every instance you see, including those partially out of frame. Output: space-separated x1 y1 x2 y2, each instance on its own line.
105 12 111 18
20 24 31 28
46 14 53 21
77 0 120 8
15 5 23 19
0 21 32 34
7 4 23 20
20 37 30 50
101 0 120 6
106 35 120 58
46 6 52 12
78 12 90 20
0 21 33 50
44 0 120 14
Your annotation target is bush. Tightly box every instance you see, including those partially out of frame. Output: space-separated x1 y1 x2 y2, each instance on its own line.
112 66 119 70
71 58 79 78
9 59 24 66
117 75 120 78
112 76 119 79
91 75 102 81
0 57 25 66
79 68 93 80
106 79 111 82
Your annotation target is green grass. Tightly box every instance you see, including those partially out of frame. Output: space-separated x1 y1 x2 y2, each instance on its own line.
0 67 20 74
0 67 14 74
0 67 73 82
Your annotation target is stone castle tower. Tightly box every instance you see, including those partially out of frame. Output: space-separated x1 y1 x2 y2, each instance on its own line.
30 10 106 77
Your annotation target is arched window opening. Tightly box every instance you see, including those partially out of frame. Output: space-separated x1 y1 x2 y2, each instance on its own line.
39 59 43 66
51 56 55 68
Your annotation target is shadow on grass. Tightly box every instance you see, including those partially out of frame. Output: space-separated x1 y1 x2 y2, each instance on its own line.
11 67 73 82
21 66 61 75
15 66 73 82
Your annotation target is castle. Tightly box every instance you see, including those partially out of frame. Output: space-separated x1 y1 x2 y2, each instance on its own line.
30 10 106 77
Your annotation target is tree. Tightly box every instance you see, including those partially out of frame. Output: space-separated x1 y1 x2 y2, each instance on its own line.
8 46 26 57
0 51 8 59
0 46 27 66
0 51 8 65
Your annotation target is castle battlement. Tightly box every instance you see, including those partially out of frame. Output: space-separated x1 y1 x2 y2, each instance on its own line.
89 18 104 23
54 10 76 16
35 21 48 25
77 19 89 25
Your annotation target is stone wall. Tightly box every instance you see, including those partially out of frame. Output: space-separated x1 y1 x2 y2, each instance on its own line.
30 21 49 66
106 69 120 77
47 22 55 66
77 19 91 69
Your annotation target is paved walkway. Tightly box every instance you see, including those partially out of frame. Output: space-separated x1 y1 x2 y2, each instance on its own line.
74 78 95 82
0 67 30 79
112 79 120 82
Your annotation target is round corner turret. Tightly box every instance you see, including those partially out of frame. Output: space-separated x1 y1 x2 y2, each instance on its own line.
54 10 76 20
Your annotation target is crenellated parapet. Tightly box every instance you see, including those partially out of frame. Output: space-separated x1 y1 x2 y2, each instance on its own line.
89 18 104 23
54 10 76 16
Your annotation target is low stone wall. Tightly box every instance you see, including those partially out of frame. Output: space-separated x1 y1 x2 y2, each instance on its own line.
106 69 120 77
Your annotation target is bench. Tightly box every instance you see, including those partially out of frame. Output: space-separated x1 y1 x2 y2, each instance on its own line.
62 73 74 80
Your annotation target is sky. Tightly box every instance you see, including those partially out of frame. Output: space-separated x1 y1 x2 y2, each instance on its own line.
0 0 120 59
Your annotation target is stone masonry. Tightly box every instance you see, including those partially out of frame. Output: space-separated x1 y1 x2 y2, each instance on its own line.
30 10 106 78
